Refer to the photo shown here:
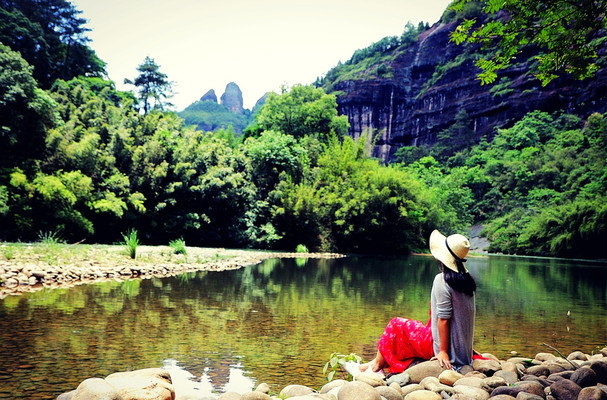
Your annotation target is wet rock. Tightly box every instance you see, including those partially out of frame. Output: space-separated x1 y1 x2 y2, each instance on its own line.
281 384 315 396
453 385 490 400
473 359 501 375
403 389 442 400
550 379 582 400
320 379 348 394
337 381 381 400
578 386 607 400
375 385 403 400
439 369 464 386
386 371 410 386
591 361 607 384
491 381 546 398
406 360 444 383
571 367 598 388
71 378 122 400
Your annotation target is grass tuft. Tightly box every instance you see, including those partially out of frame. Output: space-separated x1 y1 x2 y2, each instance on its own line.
121 229 139 259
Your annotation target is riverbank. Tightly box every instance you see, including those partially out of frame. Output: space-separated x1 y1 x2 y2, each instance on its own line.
58 348 607 400
0 242 345 298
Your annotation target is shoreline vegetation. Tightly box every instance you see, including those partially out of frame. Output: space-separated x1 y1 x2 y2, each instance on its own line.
0 243 345 299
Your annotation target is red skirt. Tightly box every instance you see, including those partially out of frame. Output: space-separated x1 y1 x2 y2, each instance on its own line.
377 317 434 374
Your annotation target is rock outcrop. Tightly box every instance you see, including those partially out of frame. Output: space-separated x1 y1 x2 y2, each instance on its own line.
200 89 218 103
221 82 245 115
328 21 607 162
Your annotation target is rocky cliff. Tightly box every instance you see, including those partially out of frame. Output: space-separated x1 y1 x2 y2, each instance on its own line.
326 21 607 162
220 82 244 114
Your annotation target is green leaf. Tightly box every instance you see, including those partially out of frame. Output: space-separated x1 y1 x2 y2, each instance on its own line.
327 370 335 382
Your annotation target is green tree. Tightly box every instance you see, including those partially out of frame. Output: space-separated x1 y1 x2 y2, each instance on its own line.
0 43 57 167
251 84 348 141
0 0 105 87
450 0 607 85
125 56 173 114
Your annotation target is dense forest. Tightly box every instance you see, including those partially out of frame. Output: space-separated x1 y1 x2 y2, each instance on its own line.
0 0 606 258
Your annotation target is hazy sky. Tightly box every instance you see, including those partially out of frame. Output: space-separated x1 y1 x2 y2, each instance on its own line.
71 0 453 110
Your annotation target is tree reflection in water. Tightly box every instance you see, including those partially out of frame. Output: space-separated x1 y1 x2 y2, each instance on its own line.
0 255 605 399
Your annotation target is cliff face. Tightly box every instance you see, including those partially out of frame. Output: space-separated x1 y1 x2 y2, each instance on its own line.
330 22 607 161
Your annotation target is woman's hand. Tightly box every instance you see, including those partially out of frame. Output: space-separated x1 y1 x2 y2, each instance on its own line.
436 350 452 370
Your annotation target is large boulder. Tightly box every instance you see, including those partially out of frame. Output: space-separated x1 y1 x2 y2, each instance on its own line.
104 368 174 400
406 360 445 383
71 378 123 400
571 367 599 388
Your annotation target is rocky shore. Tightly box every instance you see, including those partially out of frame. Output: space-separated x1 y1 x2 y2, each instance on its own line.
0 244 344 298
57 349 607 400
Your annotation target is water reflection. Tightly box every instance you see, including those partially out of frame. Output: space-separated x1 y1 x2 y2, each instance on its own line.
0 255 606 399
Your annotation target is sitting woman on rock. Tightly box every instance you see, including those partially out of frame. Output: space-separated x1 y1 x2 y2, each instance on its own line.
360 229 477 374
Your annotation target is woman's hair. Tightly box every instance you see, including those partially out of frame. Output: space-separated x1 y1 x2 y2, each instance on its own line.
442 265 476 296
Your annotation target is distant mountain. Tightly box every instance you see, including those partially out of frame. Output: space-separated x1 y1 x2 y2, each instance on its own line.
179 82 267 134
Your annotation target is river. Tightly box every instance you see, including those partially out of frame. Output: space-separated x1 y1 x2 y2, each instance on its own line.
0 254 606 399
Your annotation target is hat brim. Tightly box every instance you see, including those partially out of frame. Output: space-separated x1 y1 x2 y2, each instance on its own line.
429 230 467 273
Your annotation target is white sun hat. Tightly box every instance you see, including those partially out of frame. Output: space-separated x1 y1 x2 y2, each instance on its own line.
429 229 470 273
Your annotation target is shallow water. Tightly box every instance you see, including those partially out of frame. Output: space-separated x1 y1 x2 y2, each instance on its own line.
0 254 606 399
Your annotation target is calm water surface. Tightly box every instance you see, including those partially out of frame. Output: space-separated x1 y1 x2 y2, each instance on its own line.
1 254 606 399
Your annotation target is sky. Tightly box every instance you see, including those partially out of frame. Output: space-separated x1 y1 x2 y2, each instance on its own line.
71 0 453 111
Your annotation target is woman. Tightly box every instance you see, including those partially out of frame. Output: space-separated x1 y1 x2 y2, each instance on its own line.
360 229 477 373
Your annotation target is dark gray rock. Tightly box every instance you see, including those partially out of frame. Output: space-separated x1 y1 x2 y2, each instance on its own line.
550 379 582 400
491 381 546 398
386 371 410 386
578 387 607 400
591 362 607 384
571 367 598 388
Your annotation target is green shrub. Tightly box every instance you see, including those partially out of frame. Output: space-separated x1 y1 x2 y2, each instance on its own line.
121 229 139 259
295 244 309 253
